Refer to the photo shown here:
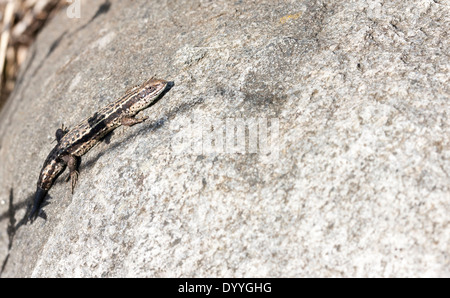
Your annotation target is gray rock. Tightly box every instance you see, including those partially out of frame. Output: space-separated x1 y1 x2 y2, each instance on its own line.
0 0 449 277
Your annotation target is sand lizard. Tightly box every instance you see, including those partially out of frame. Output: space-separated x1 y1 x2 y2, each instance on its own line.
29 78 174 221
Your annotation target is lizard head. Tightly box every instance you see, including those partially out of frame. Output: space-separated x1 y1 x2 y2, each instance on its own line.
135 78 174 109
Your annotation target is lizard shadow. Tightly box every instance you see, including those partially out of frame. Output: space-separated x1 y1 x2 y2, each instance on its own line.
0 188 54 276
0 188 16 276
0 190 50 229
0 188 32 276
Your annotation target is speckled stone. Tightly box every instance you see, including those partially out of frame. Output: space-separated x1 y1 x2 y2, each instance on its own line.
0 0 448 277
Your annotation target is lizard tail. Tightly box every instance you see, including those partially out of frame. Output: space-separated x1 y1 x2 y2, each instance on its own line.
29 187 47 221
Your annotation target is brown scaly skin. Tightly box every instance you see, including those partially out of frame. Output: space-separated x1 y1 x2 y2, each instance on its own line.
29 78 174 221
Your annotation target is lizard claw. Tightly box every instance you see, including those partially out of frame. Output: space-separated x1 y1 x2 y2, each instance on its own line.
71 170 79 194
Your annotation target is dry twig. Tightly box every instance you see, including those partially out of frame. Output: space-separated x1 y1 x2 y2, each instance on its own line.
0 0 65 111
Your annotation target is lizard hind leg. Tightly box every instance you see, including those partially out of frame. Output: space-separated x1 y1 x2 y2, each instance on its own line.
63 154 80 194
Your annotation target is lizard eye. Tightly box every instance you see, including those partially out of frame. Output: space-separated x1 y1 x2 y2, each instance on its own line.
146 86 155 95
139 90 147 98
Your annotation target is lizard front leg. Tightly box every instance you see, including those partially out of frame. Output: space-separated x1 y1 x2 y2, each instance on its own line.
120 115 148 126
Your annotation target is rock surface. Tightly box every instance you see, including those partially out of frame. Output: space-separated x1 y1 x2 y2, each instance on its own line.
0 0 449 277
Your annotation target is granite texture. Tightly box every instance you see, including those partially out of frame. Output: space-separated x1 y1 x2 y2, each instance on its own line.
0 0 448 277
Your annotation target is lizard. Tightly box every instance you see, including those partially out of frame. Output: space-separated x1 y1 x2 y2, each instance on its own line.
28 77 174 221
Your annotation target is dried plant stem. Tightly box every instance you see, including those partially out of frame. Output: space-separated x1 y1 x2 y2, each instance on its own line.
0 1 16 95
